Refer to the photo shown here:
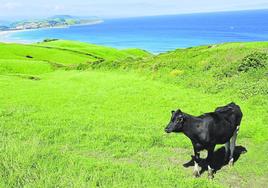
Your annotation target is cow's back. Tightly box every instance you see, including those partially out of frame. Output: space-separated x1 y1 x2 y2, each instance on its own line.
200 102 242 144
215 102 243 127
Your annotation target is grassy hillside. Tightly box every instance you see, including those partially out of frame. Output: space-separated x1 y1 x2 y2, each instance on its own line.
88 41 268 99
0 40 267 187
0 40 151 75
37 40 151 61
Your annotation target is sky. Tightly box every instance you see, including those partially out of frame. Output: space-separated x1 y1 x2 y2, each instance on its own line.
0 0 268 20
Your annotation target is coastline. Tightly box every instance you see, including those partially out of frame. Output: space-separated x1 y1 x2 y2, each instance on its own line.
0 20 104 43
0 29 38 43
0 30 26 43
0 29 24 35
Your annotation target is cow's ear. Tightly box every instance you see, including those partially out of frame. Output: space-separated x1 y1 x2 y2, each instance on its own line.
177 109 182 113
171 110 175 114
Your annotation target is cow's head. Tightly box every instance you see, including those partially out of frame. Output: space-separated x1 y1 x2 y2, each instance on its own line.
165 109 185 133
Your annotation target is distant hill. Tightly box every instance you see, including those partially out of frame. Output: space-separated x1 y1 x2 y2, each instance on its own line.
49 15 75 19
0 15 103 31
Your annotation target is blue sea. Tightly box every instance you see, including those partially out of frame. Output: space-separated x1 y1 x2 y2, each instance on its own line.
2 9 268 53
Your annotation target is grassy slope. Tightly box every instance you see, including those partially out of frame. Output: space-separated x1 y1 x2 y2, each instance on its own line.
101 41 268 99
37 40 151 61
0 40 151 75
0 40 267 187
0 43 96 65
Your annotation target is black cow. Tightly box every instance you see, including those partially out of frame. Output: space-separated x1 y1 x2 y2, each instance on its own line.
165 102 242 178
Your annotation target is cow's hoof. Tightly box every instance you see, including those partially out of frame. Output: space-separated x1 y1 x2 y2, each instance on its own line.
193 170 200 178
207 165 214 179
228 158 234 167
208 172 214 179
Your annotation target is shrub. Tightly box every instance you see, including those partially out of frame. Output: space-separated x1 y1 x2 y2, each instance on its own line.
213 66 237 79
43 38 59 42
238 52 267 72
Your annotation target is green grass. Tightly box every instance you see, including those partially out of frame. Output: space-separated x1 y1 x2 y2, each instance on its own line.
0 40 267 187
0 43 97 65
37 40 152 61
0 59 53 75
108 41 268 99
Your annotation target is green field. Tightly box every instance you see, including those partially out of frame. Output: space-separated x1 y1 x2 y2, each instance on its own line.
0 40 267 187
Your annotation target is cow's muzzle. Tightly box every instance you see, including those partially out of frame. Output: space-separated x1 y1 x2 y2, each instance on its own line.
165 128 172 133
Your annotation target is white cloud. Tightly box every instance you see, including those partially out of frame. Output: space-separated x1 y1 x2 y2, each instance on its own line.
2 2 21 10
0 0 268 19
52 5 65 11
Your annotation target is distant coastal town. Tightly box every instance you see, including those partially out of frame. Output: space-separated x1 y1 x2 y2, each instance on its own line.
0 15 103 32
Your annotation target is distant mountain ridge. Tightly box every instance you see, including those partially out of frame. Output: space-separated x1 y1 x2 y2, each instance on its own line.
50 15 75 19
0 15 103 31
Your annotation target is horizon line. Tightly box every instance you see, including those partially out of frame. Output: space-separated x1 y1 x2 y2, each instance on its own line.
1 8 268 21
103 8 268 20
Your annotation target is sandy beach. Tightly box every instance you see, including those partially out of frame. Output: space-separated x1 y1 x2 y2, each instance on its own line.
0 29 30 43
0 27 58 43
0 30 20 37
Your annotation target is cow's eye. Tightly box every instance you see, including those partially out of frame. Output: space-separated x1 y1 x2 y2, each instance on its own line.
177 118 183 122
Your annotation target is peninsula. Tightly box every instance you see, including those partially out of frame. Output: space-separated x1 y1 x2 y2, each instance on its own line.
0 15 103 31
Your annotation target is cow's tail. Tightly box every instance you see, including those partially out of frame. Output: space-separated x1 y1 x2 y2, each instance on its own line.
236 125 240 133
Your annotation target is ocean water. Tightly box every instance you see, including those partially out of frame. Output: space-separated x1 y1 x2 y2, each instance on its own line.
2 9 268 53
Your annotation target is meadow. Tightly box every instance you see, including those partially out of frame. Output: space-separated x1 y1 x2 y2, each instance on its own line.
0 40 267 187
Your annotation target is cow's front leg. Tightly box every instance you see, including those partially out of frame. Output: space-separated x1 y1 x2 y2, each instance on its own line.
193 157 200 177
192 146 201 177
206 145 215 179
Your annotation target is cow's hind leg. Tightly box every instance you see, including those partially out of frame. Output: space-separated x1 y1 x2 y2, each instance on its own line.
229 126 239 166
224 141 230 162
